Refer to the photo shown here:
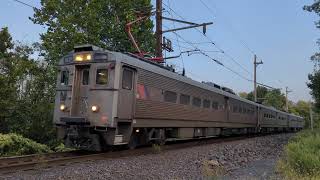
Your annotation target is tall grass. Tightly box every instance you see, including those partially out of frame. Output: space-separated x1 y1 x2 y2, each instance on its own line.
0 133 52 157
278 130 320 179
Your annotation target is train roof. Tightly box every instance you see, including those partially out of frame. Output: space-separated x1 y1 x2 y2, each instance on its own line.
60 45 303 119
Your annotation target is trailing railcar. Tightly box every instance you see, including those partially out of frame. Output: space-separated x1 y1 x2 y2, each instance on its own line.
54 44 303 151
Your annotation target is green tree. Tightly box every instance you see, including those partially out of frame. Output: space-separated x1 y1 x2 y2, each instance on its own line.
0 27 55 144
307 71 320 109
247 86 269 103
243 86 286 111
263 89 286 111
304 2 320 109
238 92 248 99
31 0 155 66
289 100 311 127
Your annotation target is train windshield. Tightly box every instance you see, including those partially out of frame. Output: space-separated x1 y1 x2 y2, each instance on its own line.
96 69 108 85
82 69 90 85
60 70 69 85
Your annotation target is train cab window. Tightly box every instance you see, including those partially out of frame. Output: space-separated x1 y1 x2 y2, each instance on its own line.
82 69 89 85
60 70 69 85
96 69 108 85
203 99 211 108
233 105 238 113
239 106 243 113
180 94 190 105
164 91 177 103
192 97 201 107
122 69 133 90
212 101 219 110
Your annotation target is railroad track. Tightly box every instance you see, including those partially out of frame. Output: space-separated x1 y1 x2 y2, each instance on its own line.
0 133 280 175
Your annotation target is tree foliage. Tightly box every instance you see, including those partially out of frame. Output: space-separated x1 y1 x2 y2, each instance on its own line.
304 1 320 110
308 71 320 109
238 92 248 99
247 86 269 103
0 27 55 144
263 89 286 110
31 0 155 66
242 86 286 111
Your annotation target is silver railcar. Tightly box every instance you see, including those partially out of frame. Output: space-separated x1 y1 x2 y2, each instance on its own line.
54 44 304 151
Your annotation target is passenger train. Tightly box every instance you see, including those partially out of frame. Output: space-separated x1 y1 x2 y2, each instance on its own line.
54 44 304 151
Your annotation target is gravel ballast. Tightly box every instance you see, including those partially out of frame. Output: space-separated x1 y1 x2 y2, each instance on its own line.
2 133 294 180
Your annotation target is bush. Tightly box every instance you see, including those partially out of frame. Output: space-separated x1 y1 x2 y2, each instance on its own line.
0 133 52 157
278 130 320 179
53 143 74 152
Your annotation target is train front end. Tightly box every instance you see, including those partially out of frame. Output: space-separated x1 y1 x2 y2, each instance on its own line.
54 45 120 151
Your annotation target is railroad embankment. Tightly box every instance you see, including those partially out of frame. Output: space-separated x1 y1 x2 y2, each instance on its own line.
3 134 294 179
277 130 320 179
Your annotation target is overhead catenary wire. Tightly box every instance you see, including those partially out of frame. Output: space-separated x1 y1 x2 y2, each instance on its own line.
166 0 185 70
170 30 250 81
168 25 276 90
163 2 279 90
163 2 253 77
11 0 37 9
199 0 286 89
199 0 258 56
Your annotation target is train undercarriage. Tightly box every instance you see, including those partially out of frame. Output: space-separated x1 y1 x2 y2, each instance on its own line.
57 124 302 151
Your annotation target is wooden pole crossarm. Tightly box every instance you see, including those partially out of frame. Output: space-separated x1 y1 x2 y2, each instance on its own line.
162 22 213 33
162 16 199 25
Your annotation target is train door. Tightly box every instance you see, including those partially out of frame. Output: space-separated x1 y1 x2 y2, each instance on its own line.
117 67 135 120
224 96 229 121
71 65 90 117
256 106 260 132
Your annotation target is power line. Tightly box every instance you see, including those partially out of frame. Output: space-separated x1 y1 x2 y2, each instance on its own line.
163 2 253 76
11 0 36 9
169 27 276 89
166 0 185 69
199 0 285 91
171 31 250 81
199 0 257 57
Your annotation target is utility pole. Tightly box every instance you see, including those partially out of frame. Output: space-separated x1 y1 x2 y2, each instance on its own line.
285 87 292 112
310 102 314 130
155 0 163 58
254 54 263 102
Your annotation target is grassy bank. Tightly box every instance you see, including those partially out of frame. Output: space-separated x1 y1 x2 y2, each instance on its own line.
0 133 73 157
0 133 52 157
278 130 320 179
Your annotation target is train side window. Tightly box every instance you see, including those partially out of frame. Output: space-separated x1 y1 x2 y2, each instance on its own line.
203 99 210 108
96 69 108 85
82 69 89 85
122 69 133 90
192 97 201 107
212 101 219 110
164 91 177 103
180 94 190 105
60 70 69 85
233 105 238 113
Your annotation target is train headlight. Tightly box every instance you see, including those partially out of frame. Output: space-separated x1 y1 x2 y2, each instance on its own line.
74 53 92 62
91 105 99 112
86 54 92 60
60 104 66 111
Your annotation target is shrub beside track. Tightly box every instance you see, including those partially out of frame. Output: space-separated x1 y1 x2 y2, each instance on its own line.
278 130 320 179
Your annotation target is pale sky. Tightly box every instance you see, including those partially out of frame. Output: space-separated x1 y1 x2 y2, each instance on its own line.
1 0 319 102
